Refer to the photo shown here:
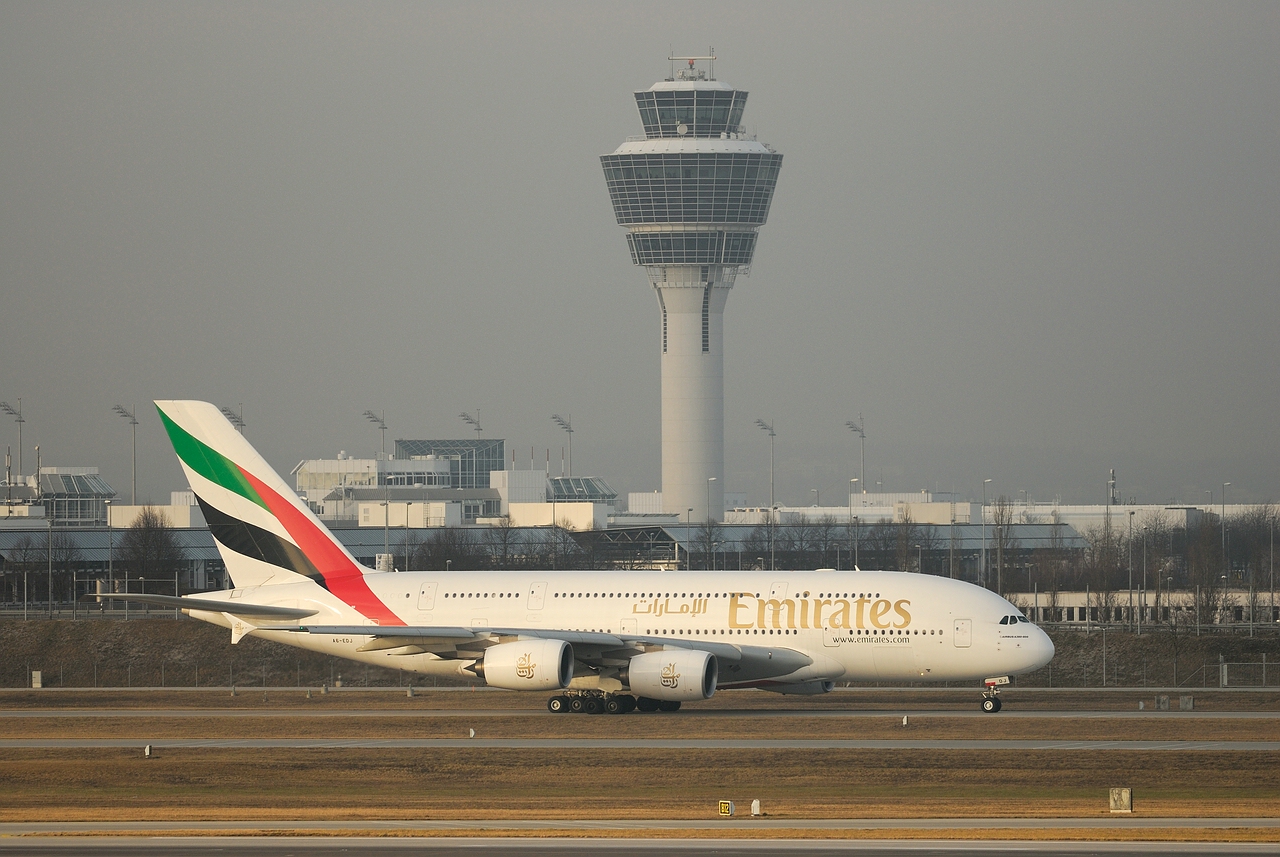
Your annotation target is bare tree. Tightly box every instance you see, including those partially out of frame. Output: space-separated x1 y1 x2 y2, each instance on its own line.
117 506 187 595
483 515 523 569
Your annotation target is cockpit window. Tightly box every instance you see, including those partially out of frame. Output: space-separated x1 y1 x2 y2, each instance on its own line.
999 616 1008 625
1017 615 1030 623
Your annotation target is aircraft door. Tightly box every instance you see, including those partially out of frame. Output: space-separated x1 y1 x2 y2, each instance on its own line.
527 581 547 610
619 618 637 636
953 618 971 648
769 581 790 600
416 582 438 611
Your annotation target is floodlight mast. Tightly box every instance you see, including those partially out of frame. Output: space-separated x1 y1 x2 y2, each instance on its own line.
219 404 246 434
363 410 387 459
459 411 482 438
0 400 22 477
845 416 865 494
112 405 139 505
551 414 573 478
755 419 775 512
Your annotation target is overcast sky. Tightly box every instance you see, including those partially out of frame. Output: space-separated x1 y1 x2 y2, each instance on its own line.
2 2 1277 509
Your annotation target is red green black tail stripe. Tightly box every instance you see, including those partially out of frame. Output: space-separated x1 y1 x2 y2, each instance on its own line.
158 406 404 626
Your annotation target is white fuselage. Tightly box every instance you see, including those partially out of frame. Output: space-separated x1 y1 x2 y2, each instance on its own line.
193 569 1054 688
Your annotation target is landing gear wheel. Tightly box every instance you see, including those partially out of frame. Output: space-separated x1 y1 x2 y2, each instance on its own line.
604 696 624 715
981 696 1001 713
657 700 682 712
547 696 568 714
619 694 637 713
569 696 585 714
584 697 605 715
636 696 660 712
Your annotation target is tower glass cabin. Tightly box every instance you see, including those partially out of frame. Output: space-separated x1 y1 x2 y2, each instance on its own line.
601 61 782 521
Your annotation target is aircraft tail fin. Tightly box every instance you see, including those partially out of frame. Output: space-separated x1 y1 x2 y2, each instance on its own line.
154 401 404 625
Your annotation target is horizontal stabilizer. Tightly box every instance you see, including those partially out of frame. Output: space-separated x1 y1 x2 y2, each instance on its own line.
91 592 317 619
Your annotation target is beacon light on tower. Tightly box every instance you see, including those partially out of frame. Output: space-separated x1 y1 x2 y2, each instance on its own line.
600 54 782 521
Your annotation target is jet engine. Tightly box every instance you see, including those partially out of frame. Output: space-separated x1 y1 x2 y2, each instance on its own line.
468 639 573 691
624 650 717 701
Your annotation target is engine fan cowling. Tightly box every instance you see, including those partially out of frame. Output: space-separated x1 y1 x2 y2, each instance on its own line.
625 650 717 701
472 639 573 691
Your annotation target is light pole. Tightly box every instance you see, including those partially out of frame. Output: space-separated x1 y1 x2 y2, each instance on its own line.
811 488 819 508
112 405 139 505
404 501 412 572
364 410 388 459
1128 509 1135 630
845 416 865 494
915 544 923 574
551 414 573 478
981 479 992 589
0 399 23 477
849 479 858 568
1222 481 1231 582
686 508 693 572
1142 525 1148 634
770 505 777 571
707 476 717 524
105 499 112 616
47 513 53 619
853 515 859 570
755 419 775 512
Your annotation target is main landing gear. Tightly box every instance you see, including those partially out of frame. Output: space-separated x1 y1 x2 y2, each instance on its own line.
547 691 680 714
981 675 1010 713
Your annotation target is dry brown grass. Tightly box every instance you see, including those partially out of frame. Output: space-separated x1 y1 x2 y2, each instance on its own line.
1 747 1278 823
30 829 1280 843
3 713 1280 741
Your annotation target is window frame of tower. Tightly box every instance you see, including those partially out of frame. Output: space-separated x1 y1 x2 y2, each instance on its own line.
600 152 783 225
701 283 711 353
657 289 668 354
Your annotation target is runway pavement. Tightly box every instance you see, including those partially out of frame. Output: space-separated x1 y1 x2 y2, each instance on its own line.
3 707 1279 719
5 737 1280 750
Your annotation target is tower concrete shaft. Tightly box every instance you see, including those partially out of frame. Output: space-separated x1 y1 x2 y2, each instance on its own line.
602 59 782 521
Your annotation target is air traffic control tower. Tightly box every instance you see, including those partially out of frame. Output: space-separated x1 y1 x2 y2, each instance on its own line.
601 56 782 521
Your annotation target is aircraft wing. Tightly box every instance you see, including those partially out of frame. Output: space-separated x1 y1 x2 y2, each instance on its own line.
292 625 812 682
90 592 318 620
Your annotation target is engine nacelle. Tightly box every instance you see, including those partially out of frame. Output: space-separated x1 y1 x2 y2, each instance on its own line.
470 639 573 691
764 680 835 695
625 650 717 701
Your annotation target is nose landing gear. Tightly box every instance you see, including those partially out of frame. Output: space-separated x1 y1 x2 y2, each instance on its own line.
981 675 1010 713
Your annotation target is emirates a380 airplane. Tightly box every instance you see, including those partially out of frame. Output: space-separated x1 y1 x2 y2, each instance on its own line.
105 401 1053 714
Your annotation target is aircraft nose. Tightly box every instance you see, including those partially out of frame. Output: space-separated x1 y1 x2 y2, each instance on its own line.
1034 625 1055 668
